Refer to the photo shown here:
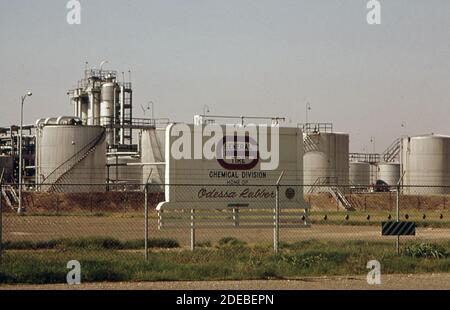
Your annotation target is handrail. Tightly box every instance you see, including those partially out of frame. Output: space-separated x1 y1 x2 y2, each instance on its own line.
298 123 333 133
382 138 401 162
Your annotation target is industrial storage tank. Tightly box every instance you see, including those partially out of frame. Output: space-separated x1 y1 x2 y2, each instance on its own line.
141 127 166 186
401 134 450 194
36 123 106 192
87 87 101 126
100 81 116 146
377 163 400 187
303 132 349 188
349 162 370 186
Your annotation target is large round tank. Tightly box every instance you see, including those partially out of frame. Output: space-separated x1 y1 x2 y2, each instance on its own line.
401 135 450 194
141 127 166 187
36 125 106 192
107 156 142 185
303 132 349 187
349 162 370 186
377 163 400 187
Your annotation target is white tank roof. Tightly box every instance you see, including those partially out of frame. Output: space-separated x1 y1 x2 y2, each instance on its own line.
408 134 450 139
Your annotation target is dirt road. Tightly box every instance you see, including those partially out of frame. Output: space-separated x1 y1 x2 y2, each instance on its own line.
1 274 449 290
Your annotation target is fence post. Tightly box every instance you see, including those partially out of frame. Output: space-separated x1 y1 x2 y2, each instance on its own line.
190 209 196 251
274 184 280 253
144 183 149 261
396 183 400 255
274 171 284 253
233 208 239 227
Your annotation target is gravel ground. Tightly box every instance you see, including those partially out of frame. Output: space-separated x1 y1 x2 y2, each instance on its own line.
4 214 450 246
1 274 449 290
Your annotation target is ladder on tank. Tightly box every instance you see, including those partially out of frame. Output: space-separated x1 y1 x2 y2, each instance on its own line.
303 134 320 153
328 186 355 211
307 177 355 211
383 138 401 162
1 185 20 211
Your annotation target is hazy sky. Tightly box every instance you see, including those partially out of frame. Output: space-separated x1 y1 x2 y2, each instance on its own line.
1 0 449 152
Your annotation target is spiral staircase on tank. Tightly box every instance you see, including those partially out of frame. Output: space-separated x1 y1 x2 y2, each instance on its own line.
41 129 106 192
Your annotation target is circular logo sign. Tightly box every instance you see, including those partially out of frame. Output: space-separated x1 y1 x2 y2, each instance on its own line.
285 188 296 200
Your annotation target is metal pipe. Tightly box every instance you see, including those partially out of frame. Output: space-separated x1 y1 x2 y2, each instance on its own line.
127 162 165 166
106 152 139 156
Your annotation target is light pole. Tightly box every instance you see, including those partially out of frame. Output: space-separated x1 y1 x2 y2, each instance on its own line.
148 101 155 120
203 104 210 116
18 91 32 214
370 136 376 154
305 102 311 124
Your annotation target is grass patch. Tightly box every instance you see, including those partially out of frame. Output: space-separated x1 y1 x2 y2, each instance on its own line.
195 241 212 248
1 239 449 284
218 237 247 247
1 237 179 250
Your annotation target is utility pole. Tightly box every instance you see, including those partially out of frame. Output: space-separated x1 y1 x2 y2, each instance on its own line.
305 102 311 124
18 91 32 215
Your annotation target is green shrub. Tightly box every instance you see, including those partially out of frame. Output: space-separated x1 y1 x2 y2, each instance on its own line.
403 243 447 259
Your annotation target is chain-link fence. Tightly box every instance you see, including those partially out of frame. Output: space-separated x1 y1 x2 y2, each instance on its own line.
1 182 449 283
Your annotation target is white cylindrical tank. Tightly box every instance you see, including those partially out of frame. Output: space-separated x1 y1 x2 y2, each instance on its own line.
101 82 116 146
36 125 106 192
87 88 101 126
303 132 349 187
401 135 450 194
100 82 115 126
349 162 370 186
141 127 166 186
377 163 400 187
